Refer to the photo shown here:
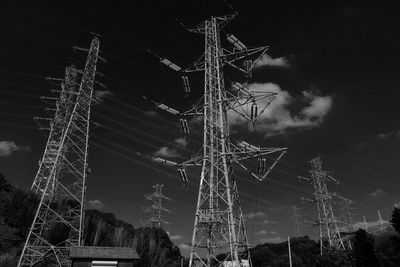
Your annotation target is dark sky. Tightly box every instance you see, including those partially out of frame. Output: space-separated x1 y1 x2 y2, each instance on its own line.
1 0 400 253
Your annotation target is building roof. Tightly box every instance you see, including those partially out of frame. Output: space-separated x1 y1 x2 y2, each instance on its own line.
69 246 140 260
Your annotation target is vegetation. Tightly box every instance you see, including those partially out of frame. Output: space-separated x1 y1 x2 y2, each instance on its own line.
352 229 379 267
0 173 181 267
2 172 400 266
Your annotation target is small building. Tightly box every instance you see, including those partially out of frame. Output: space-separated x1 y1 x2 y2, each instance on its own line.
69 246 142 267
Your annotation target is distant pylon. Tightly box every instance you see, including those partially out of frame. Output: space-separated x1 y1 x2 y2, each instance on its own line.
18 37 101 267
299 156 345 254
334 194 354 233
143 184 172 228
291 205 302 237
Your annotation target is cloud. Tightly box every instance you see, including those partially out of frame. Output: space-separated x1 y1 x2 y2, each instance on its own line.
174 137 188 148
262 219 278 225
154 146 180 158
244 211 266 219
0 141 29 157
154 138 187 159
229 83 333 137
377 130 400 139
269 231 277 235
254 230 267 235
179 243 191 250
259 236 285 244
94 90 114 102
169 234 183 241
369 189 384 198
87 199 105 210
253 54 290 69
377 132 393 139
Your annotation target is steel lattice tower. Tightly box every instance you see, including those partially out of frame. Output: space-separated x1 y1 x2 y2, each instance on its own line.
334 194 354 233
144 13 286 267
291 205 302 237
18 37 100 267
303 156 345 254
143 184 172 228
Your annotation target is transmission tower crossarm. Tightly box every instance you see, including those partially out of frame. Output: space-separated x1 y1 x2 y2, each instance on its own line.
179 106 204 117
222 46 268 64
183 53 206 73
234 160 262 181
179 155 204 166
231 146 287 160
142 96 181 115
259 150 287 181
151 157 179 167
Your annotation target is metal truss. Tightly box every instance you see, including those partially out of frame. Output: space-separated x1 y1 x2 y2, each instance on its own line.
291 205 302 237
143 14 287 267
18 37 100 267
299 156 345 254
143 184 172 228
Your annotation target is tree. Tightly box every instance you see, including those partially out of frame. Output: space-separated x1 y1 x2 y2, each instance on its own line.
390 207 400 234
353 229 379 267
315 250 353 267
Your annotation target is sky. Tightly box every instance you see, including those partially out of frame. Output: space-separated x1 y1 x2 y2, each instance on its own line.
0 0 400 255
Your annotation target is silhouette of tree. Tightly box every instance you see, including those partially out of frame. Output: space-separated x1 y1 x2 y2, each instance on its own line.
353 229 379 267
390 207 400 234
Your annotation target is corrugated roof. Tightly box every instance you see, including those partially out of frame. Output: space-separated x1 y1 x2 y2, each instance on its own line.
69 246 140 259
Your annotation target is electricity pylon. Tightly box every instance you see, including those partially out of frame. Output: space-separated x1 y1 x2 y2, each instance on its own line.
298 156 345 254
291 205 302 237
18 37 101 267
143 13 287 267
333 193 354 233
143 184 172 228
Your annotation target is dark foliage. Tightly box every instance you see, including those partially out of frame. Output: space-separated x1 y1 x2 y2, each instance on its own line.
3 172 400 267
0 174 181 267
390 207 400 234
249 236 353 267
352 229 379 267
314 250 353 267
135 227 181 267
375 208 400 266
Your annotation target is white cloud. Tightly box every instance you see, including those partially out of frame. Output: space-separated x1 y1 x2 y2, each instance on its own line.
229 83 333 137
269 231 277 235
154 146 180 158
253 54 290 69
87 199 105 210
174 137 188 148
244 211 266 219
179 243 191 250
377 131 400 139
254 230 267 235
169 234 183 241
369 189 384 198
377 132 393 139
0 141 29 157
94 89 114 102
